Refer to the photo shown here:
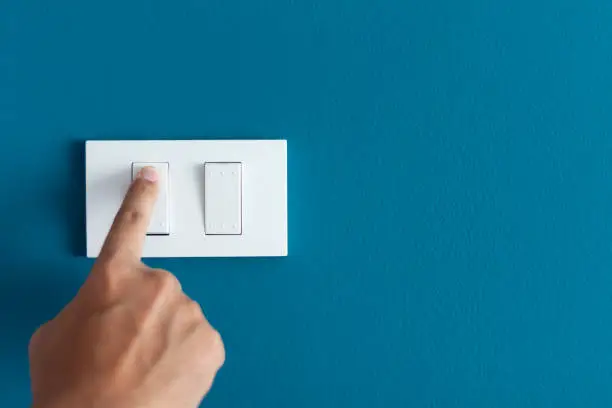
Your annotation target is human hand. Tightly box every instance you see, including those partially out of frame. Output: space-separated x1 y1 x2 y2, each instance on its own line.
29 166 225 408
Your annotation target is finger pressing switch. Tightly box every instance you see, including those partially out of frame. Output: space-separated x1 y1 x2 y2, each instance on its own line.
205 162 242 235
132 162 170 236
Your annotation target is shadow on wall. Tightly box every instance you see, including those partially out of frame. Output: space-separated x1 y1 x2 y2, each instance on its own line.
0 142 87 397
68 141 86 257
0 141 86 349
0 264 81 349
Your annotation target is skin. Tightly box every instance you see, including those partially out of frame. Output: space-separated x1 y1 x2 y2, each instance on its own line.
28 167 225 408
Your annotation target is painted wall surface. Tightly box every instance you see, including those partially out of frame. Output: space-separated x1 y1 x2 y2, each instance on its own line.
1 1 612 406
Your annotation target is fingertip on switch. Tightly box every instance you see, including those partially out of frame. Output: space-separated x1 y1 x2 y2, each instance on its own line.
136 166 159 182
132 162 170 235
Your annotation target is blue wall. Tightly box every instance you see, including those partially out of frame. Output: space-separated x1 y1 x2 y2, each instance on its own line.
2 0 612 406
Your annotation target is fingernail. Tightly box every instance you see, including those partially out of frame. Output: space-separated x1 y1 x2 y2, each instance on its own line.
138 166 158 182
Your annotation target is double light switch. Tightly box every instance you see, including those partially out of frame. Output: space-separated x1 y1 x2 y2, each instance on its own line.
86 140 287 258
132 162 243 236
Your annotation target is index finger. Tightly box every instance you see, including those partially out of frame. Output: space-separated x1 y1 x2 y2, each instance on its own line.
97 166 160 265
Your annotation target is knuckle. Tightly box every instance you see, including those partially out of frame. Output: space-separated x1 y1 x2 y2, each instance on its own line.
129 178 158 200
89 261 132 302
119 208 145 226
183 299 204 321
117 181 158 224
210 330 226 365
195 327 225 367
211 329 224 351
150 269 181 296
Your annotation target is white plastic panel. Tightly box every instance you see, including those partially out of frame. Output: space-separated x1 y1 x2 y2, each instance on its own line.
132 162 170 235
86 140 287 258
204 162 242 235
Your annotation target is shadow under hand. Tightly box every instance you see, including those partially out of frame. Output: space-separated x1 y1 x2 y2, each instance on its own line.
0 264 81 352
67 141 86 257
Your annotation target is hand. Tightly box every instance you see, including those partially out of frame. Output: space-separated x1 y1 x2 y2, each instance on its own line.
29 167 225 408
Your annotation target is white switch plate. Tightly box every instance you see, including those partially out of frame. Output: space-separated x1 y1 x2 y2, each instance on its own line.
86 140 287 258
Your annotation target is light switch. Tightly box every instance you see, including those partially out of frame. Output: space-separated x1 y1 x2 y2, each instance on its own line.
205 162 242 235
86 140 287 257
132 162 170 235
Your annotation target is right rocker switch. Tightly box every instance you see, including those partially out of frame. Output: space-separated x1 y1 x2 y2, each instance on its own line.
204 162 243 235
